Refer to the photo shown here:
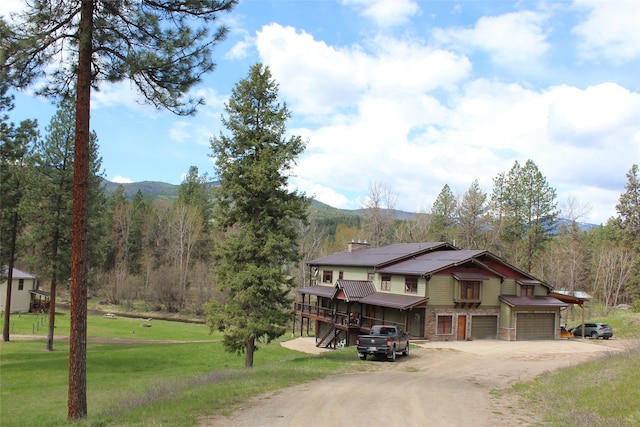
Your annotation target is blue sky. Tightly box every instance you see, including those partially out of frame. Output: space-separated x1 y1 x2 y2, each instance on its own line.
4 0 640 225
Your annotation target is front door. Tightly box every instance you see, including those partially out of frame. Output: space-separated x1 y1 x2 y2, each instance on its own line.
457 315 467 340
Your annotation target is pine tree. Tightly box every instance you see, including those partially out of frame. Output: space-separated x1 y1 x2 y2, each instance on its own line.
457 180 487 249
615 164 640 299
0 81 39 342
206 64 309 368
431 184 458 243
23 95 102 351
3 1 236 418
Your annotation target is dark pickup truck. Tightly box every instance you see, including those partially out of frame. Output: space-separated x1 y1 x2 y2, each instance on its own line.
356 325 410 361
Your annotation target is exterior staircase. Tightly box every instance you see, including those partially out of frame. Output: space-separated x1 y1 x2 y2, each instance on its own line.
316 324 340 348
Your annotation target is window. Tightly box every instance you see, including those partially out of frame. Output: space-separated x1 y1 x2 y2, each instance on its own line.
338 271 344 280
521 284 535 297
18 279 24 291
381 275 391 291
460 280 481 301
405 276 418 293
367 272 374 281
436 315 453 335
322 270 333 284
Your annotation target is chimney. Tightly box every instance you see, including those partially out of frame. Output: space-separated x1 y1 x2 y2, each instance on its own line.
347 239 370 252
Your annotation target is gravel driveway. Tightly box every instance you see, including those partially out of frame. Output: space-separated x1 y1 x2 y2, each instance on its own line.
201 337 633 427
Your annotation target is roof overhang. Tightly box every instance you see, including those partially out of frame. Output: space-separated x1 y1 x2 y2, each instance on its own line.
359 292 428 310
453 272 491 281
548 292 589 306
29 289 50 297
499 295 567 308
298 285 335 298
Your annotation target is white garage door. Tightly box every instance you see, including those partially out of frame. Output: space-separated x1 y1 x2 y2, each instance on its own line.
516 313 555 340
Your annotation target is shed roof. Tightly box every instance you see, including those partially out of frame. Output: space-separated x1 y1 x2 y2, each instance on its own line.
499 295 568 308
359 293 428 310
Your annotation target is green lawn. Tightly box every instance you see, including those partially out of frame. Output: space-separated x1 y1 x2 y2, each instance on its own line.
3 310 639 426
0 313 358 427
512 309 640 426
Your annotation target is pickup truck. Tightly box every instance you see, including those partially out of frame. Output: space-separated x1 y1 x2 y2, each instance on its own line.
356 325 410 361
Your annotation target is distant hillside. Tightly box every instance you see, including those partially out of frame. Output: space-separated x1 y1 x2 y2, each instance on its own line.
101 180 597 230
102 180 181 200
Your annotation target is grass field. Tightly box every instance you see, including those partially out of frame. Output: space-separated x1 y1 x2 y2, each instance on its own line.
2 309 639 426
1 312 358 427
514 308 640 426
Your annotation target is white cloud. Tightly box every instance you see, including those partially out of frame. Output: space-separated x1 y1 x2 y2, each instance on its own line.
256 24 470 117
111 176 134 184
341 0 420 27
225 30 255 60
91 81 158 115
433 11 550 65
572 0 640 63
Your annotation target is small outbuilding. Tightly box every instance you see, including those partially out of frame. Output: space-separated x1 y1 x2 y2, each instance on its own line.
1 267 42 313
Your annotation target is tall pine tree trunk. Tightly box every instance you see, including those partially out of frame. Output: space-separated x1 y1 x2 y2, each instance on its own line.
68 0 93 420
2 211 18 342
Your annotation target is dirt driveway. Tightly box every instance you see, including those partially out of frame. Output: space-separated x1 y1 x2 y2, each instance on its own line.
201 337 635 427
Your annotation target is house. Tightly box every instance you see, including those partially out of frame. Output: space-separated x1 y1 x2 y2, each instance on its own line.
1 267 45 313
294 241 567 347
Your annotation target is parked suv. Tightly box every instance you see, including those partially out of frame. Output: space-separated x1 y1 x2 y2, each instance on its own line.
571 322 613 339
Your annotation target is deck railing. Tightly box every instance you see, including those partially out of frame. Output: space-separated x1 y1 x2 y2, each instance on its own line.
294 302 403 330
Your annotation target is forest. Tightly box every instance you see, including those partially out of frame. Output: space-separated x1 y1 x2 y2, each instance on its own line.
3 86 639 317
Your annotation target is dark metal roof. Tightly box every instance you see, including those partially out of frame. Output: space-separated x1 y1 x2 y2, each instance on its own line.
307 242 453 268
453 272 491 281
336 280 375 301
29 289 50 297
377 249 488 275
516 279 542 285
298 285 335 298
359 292 428 310
499 295 568 308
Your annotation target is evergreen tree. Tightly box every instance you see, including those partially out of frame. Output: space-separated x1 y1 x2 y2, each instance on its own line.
0 81 38 342
490 160 558 271
457 179 487 249
431 184 458 243
206 64 309 368
615 164 640 298
616 165 640 252
3 0 236 418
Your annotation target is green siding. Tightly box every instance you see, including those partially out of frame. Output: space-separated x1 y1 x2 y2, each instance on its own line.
502 279 517 295
500 304 512 328
427 275 454 305
481 278 501 305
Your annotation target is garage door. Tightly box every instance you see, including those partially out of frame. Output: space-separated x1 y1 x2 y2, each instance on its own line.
516 313 555 340
471 315 497 339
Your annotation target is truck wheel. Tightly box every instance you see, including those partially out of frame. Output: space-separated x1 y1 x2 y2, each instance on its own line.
388 348 396 362
403 344 410 356
359 354 366 360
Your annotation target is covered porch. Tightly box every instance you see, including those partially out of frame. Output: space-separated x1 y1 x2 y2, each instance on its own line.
294 280 427 348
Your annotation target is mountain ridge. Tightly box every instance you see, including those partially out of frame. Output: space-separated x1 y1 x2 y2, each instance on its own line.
101 179 598 229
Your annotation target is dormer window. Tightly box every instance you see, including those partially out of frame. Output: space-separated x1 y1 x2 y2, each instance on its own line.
521 284 535 297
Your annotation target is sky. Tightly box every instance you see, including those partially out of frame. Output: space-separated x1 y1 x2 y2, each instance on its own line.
4 0 640 225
